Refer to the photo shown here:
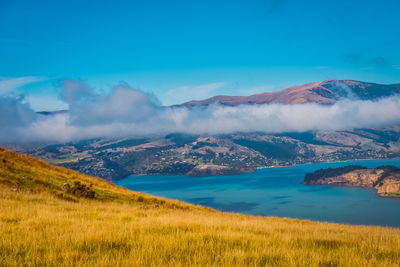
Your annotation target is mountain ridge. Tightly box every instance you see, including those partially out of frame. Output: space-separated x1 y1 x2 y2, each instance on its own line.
176 79 400 107
35 80 400 115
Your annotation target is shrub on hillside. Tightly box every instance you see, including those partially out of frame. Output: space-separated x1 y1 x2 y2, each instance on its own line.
65 181 95 199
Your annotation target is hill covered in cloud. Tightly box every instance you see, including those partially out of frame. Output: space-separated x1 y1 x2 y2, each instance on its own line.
1 79 400 143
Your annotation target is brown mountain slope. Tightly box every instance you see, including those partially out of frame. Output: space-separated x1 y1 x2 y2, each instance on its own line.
178 80 400 107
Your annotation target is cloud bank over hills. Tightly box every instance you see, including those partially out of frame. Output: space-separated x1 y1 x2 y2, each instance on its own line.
1 79 400 143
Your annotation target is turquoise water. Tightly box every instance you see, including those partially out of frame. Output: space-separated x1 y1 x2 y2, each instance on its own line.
116 159 400 227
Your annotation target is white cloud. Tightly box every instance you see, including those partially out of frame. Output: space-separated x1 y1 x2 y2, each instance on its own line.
1 79 400 143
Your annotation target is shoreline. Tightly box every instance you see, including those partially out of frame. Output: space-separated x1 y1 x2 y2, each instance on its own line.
256 157 400 170
119 156 400 180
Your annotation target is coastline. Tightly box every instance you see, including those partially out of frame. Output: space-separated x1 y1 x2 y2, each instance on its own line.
256 157 400 170
119 157 400 180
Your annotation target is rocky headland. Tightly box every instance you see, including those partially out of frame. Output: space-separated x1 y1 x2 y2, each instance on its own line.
303 165 400 197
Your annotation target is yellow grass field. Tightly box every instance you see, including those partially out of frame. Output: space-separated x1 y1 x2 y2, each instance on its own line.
1 147 400 266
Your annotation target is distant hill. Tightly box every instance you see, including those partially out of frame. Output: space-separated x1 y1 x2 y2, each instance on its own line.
2 147 400 265
36 80 400 113
24 126 400 181
24 79 400 180
177 80 400 107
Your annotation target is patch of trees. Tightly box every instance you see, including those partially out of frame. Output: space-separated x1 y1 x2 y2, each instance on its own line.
304 165 367 183
63 181 95 199
376 165 400 180
276 132 332 146
165 133 198 146
154 162 196 175
233 139 297 160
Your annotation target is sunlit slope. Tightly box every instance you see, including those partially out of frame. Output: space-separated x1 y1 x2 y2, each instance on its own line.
0 147 188 207
1 147 400 266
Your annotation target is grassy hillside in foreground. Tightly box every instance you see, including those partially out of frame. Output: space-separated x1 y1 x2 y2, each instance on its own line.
1 147 400 266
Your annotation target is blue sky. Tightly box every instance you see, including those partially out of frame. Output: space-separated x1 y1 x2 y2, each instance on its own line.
0 0 399 110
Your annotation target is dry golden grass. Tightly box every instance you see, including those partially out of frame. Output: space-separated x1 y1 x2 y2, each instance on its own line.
1 147 400 266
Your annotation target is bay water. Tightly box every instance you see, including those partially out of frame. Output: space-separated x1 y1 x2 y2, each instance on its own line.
116 159 400 227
